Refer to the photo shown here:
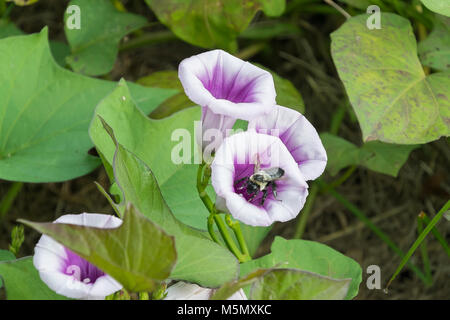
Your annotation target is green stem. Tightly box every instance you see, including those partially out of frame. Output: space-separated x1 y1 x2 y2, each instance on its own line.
207 213 220 244
386 200 450 289
213 214 247 262
225 214 251 259
196 164 250 263
294 182 319 239
325 165 357 191
119 30 177 52
317 179 429 285
0 182 23 220
329 104 346 135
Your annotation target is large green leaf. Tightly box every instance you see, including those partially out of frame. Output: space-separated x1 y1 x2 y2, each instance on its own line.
250 269 350 300
0 30 174 183
240 237 362 299
144 0 286 51
331 13 450 144
211 267 350 300
20 205 177 293
321 133 419 177
64 0 147 76
0 257 69 300
418 16 450 71
421 0 450 17
90 86 239 287
89 81 207 229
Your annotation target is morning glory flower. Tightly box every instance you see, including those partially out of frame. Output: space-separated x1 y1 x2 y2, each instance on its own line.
33 213 123 300
165 281 247 300
178 49 276 153
248 105 327 181
211 130 308 227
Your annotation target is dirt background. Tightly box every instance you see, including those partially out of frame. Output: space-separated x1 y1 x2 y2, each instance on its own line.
0 0 449 300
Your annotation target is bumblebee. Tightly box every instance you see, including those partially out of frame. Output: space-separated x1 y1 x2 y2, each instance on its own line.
235 159 284 206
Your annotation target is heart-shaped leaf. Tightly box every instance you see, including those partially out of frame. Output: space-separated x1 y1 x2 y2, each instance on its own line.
331 13 450 144
240 237 362 299
421 0 450 17
321 133 419 177
20 205 177 293
0 29 175 183
64 0 147 76
144 0 286 52
418 16 450 71
249 268 351 300
211 267 350 300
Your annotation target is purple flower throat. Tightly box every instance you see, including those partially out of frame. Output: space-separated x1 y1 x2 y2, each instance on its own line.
62 248 105 284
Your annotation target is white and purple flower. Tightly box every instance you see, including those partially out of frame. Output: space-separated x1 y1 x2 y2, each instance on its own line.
165 281 247 300
211 130 309 227
248 105 327 181
178 49 276 152
33 213 123 300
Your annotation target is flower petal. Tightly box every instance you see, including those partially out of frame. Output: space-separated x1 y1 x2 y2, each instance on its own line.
248 105 327 181
178 49 276 120
33 213 123 300
211 130 308 227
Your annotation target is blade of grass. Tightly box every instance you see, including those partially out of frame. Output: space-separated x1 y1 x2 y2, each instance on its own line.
420 211 450 258
294 182 319 239
417 213 432 286
0 182 23 220
317 179 429 285
386 200 450 289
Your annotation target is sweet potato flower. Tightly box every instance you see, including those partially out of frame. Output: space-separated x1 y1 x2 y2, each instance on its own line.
33 213 123 300
211 130 308 227
165 281 247 300
178 49 276 153
248 105 327 181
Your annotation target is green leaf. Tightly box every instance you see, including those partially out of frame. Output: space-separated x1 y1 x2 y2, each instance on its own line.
90 87 239 287
321 133 419 177
331 13 450 144
211 268 271 300
0 20 24 39
418 16 450 71
212 267 350 300
0 29 175 183
0 257 69 300
49 41 71 68
64 0 147 76
0 250 15 262
421 0 450 17
137 71 195 119
89 81 207 229
240 237 362 300
249 269 350 300
144 0 286 51
20 205 177 293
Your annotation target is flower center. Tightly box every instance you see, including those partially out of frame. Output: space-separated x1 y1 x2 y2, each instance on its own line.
62 248 105 284
233 164 275 207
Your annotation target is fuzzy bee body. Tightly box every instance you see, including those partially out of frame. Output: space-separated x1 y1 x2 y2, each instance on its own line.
235 163 285 206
